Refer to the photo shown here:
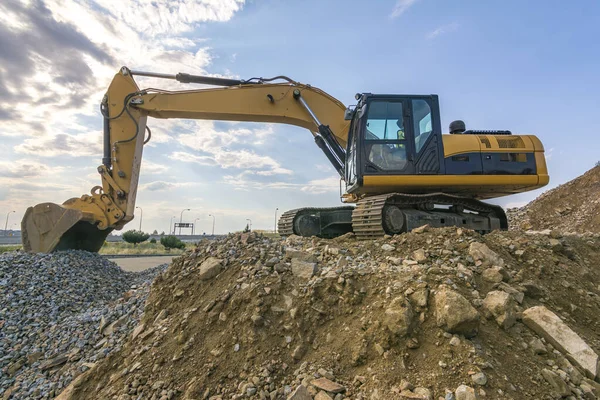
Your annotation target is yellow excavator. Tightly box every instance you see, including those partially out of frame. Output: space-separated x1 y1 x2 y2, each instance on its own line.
21 67 549 253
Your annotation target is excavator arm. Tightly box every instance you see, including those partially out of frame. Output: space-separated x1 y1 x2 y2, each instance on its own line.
22 67 351 253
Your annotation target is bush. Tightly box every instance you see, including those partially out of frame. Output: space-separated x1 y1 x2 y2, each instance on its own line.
160 235 185 251
122 230 150 246
149 238 157 244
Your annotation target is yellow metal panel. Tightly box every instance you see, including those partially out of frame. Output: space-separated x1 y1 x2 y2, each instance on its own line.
361 174 546 200
442 135 481 157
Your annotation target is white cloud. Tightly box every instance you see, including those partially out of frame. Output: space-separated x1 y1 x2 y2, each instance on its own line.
222 172 339 194
139 180 198 191
390 0 419 19
427 22 460 39
0 159 55 178
142 160 170 174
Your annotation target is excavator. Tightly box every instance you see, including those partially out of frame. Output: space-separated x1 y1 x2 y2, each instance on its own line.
21 67 549 253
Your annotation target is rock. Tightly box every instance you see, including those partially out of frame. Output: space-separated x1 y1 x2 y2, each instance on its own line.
265 257 280 267
529 338 547 355
449 336 461 346
381 244 395 252
434 288 480 337
198 257 223 280
468 242 504 267
522 281 544 299
288 385 312 400
291 259 318 279
496 282 524 304
311 378 345 394
285 249 318 263
482 290 516 329
541 369 571 397
131 323 145 340
471 372 487 386
412 248 427 262
454 385 477 400
383 296 414 337
315 392 334 400
399 388 432 399
408 287 429 308
523 306 599 379
40 354 69 371
412 224 429 234
481 267 504 283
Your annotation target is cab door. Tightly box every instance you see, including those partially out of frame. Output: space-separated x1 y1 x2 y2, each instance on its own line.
408 96 444 174
361 98 415 175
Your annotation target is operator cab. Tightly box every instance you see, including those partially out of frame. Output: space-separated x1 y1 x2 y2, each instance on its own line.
344 93 444 193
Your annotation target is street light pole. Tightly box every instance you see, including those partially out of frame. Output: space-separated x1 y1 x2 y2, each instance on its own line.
194 218 200 235
208 214 215 236
274 207 279 233
4 210 15 236
179 208 190 235
246 218 252 232
136 206 143 231
170 216 176 234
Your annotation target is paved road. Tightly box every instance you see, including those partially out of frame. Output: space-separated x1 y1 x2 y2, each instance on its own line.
108 256 174 272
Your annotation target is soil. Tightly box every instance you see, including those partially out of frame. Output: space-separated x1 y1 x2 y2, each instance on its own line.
63 227 600 400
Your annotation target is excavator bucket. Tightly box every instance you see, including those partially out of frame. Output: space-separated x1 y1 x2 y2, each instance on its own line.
21 203 111 253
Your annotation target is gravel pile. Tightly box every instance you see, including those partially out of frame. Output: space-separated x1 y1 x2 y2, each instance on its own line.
0 251 167 399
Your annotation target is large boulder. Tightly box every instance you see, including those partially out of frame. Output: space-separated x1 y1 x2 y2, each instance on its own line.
523 306 599 379
291 259 318 279
434 288 480 337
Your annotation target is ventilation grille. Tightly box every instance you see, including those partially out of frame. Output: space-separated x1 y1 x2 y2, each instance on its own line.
496 137 525 148
479 136 491 149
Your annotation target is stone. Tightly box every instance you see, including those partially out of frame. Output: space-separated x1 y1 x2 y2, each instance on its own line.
311 378 345 394
449 336 461 346
40 354 69 371
412 224 429 234
454 385 477 400
198 257 223 280
471 372 487 386
523 306 599 379
399 389 432 399
131 323 145 340
408 287 429 308
496 282 525 304
381 244 396 252
285 249 318 263
412 248 427 262
265 257 280 267
482 290 516 329
288 385 312 400
291 259 318 279
529 337 547 355
482 267 504 283
315 391 334 400
541 369 571 397
383 297 414 337
434 288 480 337
468 242 504 267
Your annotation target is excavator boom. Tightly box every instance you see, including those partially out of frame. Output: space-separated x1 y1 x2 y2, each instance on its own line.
22 67 350 252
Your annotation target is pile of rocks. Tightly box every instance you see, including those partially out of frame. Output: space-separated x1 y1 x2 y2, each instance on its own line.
64 228 600 399
508 165 600 233
0 251 166 399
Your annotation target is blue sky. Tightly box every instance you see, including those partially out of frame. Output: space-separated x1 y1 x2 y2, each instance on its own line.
1 0 599 234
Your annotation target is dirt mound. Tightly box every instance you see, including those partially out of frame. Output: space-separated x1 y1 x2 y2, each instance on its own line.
63 229 600 400
508 166 600 233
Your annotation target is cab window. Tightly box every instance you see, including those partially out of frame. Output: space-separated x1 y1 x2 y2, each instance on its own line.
365 101 407 170
412 99 432 153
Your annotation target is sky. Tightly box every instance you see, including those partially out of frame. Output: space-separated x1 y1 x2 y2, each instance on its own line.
1 0 600 234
